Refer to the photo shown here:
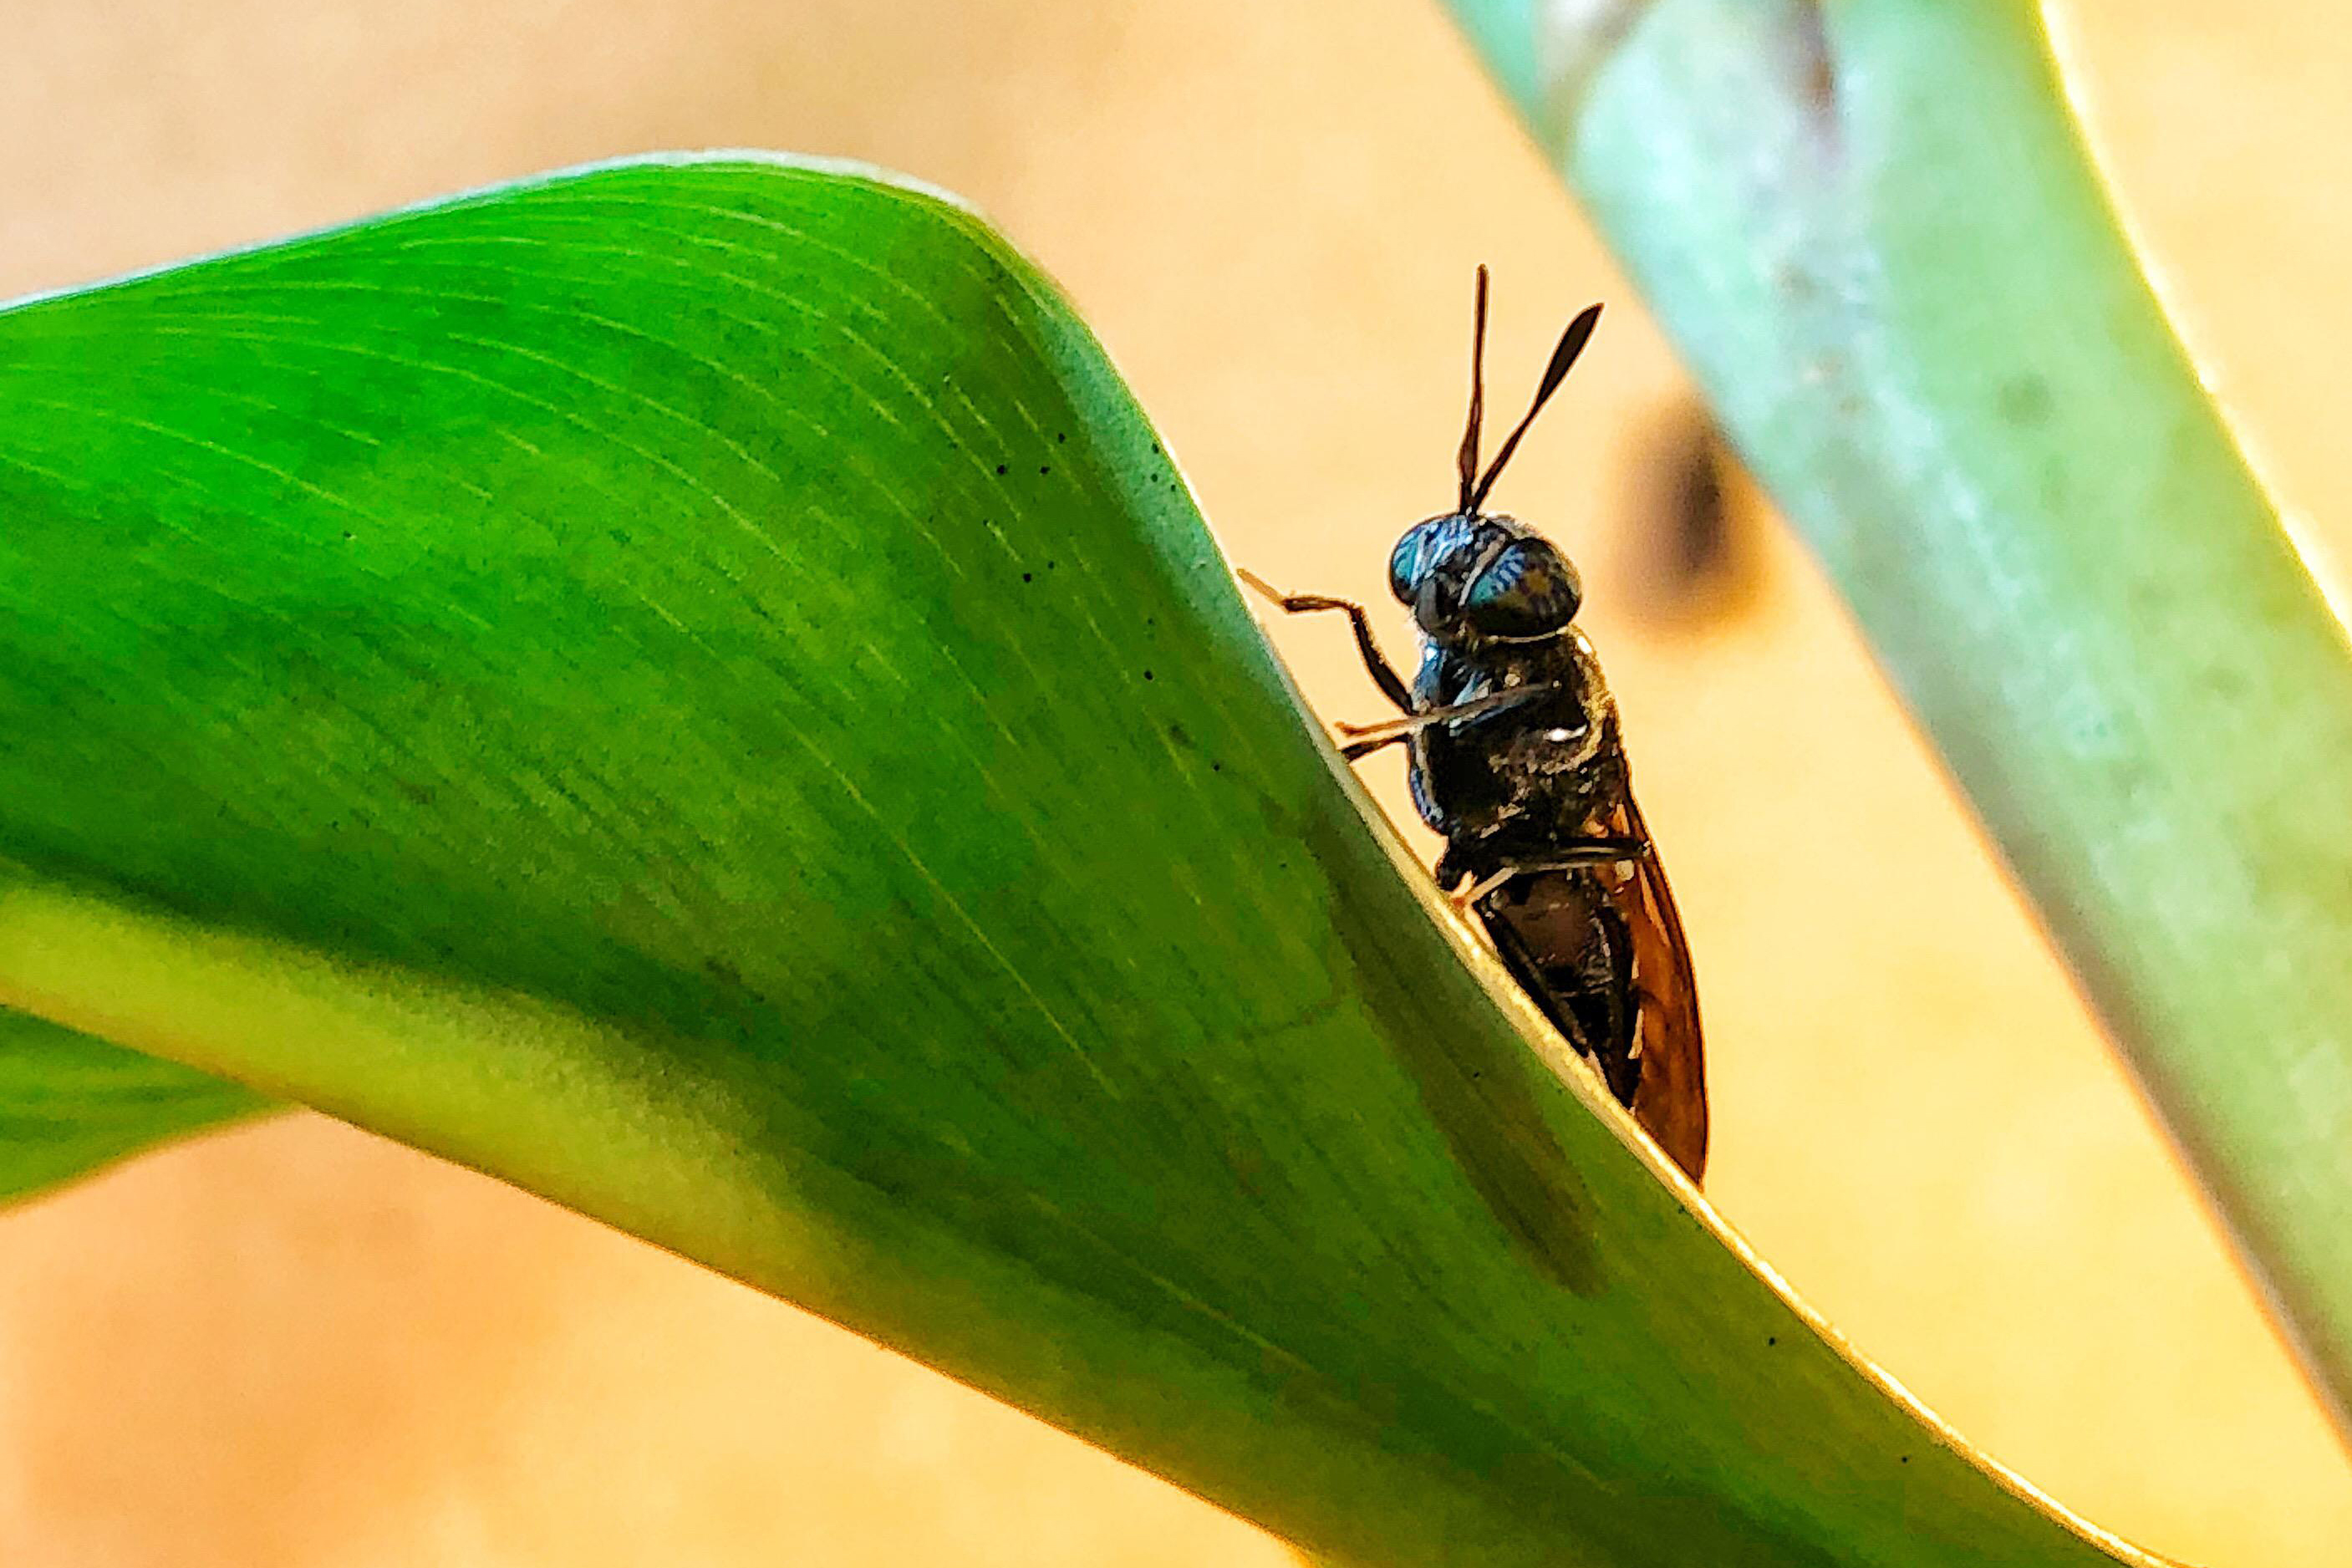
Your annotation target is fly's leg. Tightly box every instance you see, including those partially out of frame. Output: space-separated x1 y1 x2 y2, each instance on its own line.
1450 837 1652 911
1336 684 1560 760
1236 568 1413 712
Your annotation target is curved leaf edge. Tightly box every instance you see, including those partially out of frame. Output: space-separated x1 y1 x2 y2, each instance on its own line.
0 150 2176 1566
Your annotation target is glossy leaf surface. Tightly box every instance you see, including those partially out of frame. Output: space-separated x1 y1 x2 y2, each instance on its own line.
0 155 2162 1565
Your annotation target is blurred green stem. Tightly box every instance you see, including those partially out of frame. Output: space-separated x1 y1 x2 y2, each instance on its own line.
1446 0 2352 1433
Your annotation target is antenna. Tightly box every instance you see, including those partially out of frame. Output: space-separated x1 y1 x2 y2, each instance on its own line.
1467 301 1603 513
1456 265 1489 513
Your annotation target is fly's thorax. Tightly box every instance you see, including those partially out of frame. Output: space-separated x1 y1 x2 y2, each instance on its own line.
1406 629 1625 853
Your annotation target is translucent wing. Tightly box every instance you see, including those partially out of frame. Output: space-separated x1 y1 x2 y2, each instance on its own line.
1604 796 1708 1182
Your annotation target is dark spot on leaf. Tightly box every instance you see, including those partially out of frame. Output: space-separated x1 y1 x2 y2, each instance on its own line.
1143 669 1154 681
1781 0 1841 158
1021 572 1033 583
1998 374 2053 426
1039 466 1051 476
995 464 1007 476
1798 5 1835 110
1768 1336 1778 1347
1056 432 1067 443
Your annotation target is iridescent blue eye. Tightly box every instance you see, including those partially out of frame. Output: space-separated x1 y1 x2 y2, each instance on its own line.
1387 520 1442 604
1463 540 1581 638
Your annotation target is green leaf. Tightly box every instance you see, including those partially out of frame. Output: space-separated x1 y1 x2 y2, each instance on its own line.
1440 0 2352 1435
0 155 2167 1565
0 1007 270 1199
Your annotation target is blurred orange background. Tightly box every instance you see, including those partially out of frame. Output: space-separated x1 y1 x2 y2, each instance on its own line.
3 2 2349 1564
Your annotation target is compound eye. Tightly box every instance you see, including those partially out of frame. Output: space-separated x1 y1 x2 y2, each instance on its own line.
1387 522 1439 605
1463 540 1581 638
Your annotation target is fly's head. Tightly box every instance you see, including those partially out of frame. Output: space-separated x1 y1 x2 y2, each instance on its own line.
1388 512 1582 648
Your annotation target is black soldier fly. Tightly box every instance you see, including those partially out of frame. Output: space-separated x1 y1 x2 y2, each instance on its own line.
1241 267 1708 1183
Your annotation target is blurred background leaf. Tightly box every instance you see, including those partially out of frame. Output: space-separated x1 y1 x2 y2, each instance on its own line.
1441 0 2352 1433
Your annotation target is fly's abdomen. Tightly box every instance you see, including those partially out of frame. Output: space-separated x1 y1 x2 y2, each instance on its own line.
1474 870 1639 1107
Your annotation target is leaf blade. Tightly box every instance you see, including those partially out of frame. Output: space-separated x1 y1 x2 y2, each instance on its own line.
0 1008 271 1200
0 155 2166 1566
